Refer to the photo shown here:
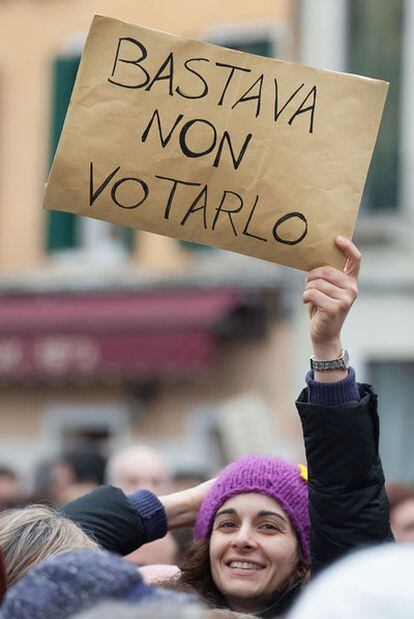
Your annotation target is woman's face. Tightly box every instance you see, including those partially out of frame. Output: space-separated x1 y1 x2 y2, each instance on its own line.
209 493 299 613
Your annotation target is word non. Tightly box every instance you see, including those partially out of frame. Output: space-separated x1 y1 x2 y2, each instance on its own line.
141 109 253 170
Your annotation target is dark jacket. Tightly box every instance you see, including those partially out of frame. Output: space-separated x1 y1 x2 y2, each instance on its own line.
60 486 167 555
297 382 393 576
258 382 393 617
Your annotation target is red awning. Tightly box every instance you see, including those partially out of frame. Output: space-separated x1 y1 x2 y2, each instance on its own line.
0 290 242 382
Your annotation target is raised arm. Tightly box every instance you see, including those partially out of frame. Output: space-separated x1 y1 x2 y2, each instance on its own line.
60 479 214 555
296 236 393 574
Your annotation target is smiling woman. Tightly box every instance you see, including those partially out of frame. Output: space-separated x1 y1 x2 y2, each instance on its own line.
210 493 303 613
154 239 393 617
29 240 392 618
174 456 309 616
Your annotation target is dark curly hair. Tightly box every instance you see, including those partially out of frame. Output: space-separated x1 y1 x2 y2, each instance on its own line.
163 536 309 612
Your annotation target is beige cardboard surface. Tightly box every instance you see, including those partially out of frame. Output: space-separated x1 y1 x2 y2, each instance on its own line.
44 15 388 271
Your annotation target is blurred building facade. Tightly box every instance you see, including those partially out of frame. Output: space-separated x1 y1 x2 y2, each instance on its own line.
0 0 302 485
298 0 414 482
0 0 413 485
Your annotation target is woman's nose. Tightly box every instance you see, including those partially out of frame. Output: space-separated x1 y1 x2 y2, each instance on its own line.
231 524 257 549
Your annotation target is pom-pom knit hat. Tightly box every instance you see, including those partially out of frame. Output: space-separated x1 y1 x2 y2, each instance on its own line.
195 455 310 563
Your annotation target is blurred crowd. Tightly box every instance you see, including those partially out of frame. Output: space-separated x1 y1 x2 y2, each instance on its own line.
0 443 209 569
2 445 414 546
0 241 412 619
0 438 413 618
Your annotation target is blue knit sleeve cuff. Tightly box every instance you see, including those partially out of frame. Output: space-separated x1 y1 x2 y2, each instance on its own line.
127 489 168 543
305 366 360 405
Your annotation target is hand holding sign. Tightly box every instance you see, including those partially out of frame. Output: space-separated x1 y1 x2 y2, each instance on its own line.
304 236 361 381
44 15 388 271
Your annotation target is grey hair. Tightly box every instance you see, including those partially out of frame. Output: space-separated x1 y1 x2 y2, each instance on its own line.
0 504 100 586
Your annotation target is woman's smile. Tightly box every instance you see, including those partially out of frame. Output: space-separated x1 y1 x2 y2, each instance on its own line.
226 560 265 571
209 493 299 613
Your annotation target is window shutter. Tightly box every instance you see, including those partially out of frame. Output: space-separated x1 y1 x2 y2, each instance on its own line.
46 56 135 253
223 38 274 57
47 56 81 252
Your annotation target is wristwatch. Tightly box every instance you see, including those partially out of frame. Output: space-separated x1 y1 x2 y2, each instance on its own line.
310 349 350 371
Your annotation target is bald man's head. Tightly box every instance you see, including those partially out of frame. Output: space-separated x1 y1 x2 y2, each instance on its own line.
106 445 170 494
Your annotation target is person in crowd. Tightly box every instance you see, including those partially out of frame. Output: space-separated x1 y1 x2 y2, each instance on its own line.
287 544 413 619
0 472 214 586
386 482 414 542
172 471 210 562
175 455 309 614
0 504 99 587
0 237 392 617
106 444 178 567
106 445 170 495
0 466 26 511
51 449 106 505
29 460 58 505
164 236 394 615
0 549 193 619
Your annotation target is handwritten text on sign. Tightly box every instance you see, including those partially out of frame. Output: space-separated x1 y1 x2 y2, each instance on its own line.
44 15 388 270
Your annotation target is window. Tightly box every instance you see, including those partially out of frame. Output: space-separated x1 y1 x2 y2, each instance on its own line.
347 0 404 211
300 0 406 215
47 56 134 257
61 427 110 454
219 37 274 57
41 403 131 458
368 360 414 481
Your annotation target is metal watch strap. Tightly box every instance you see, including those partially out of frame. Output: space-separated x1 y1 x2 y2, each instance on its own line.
310 349 349 371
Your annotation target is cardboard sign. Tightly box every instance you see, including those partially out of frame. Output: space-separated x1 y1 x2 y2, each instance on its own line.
44 15 388 271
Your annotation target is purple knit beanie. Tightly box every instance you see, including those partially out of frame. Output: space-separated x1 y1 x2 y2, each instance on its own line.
195 455 310 563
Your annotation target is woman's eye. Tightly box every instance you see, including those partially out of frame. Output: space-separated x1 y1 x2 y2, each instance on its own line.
217 521 236 529
260 523 278 531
